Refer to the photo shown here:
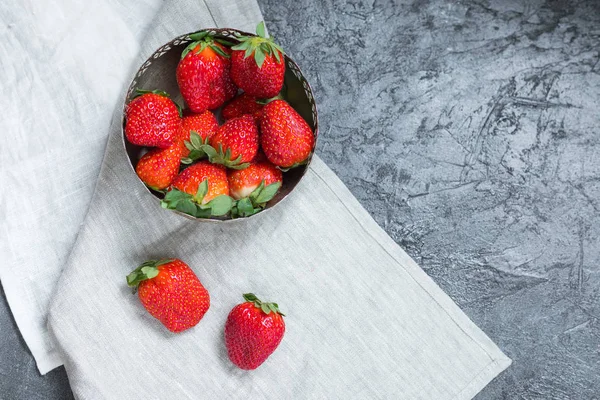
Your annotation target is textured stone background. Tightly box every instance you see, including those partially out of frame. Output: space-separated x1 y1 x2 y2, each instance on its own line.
2 0 599 398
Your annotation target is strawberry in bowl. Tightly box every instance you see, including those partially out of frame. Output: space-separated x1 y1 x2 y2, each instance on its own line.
122 23 318 221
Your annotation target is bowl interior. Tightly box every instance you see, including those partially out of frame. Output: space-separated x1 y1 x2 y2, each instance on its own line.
122 29 318 221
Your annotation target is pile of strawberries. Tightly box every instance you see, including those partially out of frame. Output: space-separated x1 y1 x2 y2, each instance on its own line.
124 22 315 218
127 258 285 370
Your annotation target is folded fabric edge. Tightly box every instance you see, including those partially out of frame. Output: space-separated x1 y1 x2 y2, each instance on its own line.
308 155 512 396
0 270 64 374
453 357 512 400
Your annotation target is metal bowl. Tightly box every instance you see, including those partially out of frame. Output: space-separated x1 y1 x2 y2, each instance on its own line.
121 28 319 222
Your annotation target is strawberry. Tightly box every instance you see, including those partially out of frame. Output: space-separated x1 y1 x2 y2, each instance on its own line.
176 32 237 113
178 111 219 162
228 161 282 199
179 111 219 149
135 141 183 190
202 115 259 169
231 22 285 98
172 161 229 203
222 93 263 121
260 100 315 168
125 89 181 148
126 259 210 333
225 293 285 370
228 161 282 217
161 161 233 218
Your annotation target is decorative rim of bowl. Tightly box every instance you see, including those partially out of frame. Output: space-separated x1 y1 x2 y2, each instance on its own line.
121 28 319 223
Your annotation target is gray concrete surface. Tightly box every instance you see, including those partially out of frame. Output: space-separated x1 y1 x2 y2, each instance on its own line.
2 0 599 398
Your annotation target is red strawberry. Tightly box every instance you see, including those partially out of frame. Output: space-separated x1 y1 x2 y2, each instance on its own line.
178 111 219 158
225 293 285 370
125 90 180 148
176 33 237 113
228 161 282 200
172 161 229 204
179 111 218 145
231 22 285 98
204 115 259 169
126 259 210 333
260 100 315 168
162 161 233 218
228 161 283 217
222 93 263 121
135 141 183 190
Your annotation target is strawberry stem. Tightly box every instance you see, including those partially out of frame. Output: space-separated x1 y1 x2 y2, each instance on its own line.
200 143 251 170
243 293 285 316
126 259 173 290
230 21 285 68
181 34 230 60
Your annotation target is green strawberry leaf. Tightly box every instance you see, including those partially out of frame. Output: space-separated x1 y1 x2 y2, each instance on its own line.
278 159 308 172
229 22 285 66
183 132 209 162
188 31 208 41
254 182 281 204
231 181 280 218
254 48 266 68
194 179 209 203
175 199 197 216
175 102 183 118
261 303 271 314
140 266 159 279
272 42 285 54
210 43 230 58
243 293 258 302
126 259 173 289
161 189 193 209
190 131 203 148
244 45 254 59
273 48 281 63
261 42 272 56
194 207 212 218
201 144 219 159
163 189 191 202
206 195 234 216
235 197 254 216
256 21 266 38
201 144 250 169
161 187 232 219
181 41 200 59
228 162 251 170
134 89 170 98
215 37 236 47
248 297 285 316
187 149 206 162
249 180 266 202
231 40 250 51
